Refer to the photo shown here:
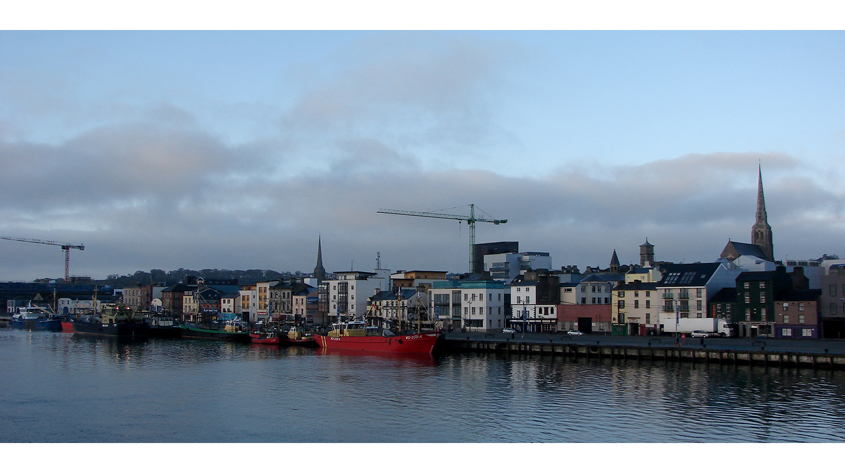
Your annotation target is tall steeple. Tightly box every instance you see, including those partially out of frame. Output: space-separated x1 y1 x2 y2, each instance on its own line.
751 163 774 261
609 249 620 273
313 235 326 284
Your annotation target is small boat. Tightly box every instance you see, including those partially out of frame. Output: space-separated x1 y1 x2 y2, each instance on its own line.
10 306 62 331
249 328 281 345
73 304 149 338
313 320 440 354
179 318 250 342
283 325 318 347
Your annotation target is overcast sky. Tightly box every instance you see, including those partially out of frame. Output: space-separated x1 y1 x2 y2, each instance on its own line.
1 9 844 281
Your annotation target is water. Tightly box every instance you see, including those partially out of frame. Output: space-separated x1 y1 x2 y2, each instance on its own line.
2 328 845 443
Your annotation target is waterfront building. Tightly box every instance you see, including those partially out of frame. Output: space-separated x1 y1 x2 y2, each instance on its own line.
460 279 506 332
325 271 387 321
820 263 845 338
220 292 239 315
162 283 194 317
613 279 661 336
657 261 742 335
291 283 314 324
734 267 793 338
775 289 822 339
429 279 462 331
557 272 620 334
268 280 293 321
367 287 429 331
122 284 152 312
509 269 560 333
709 287 738 324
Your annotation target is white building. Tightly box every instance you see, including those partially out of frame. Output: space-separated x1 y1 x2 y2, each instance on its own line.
326 271 387 320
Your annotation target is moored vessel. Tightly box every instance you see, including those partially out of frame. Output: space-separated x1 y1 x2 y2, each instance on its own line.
249 325 281 345
72 304 149 338
10 306 62 332
179 318 250 342
282 325 318 347
313 321 440 354
148 315 182 338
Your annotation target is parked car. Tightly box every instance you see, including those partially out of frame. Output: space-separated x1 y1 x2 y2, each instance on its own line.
503 328 516 334
690 330 710 338
567 330 583 336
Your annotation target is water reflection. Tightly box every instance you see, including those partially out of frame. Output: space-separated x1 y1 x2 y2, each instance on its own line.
2 328 845 442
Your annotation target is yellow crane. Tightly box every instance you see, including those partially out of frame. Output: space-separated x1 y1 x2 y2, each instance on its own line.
377 204 507 273
1 236 85 281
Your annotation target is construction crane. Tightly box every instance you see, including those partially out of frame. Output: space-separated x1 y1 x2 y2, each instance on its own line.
377 204 507 273
1 236 85 281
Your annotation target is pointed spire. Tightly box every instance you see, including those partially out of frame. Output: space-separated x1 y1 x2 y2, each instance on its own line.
751 163 774 261
756 162 768 224
313 234 326 284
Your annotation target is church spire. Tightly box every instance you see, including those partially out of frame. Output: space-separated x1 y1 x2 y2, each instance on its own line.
751 163 774 261
313 235 326 284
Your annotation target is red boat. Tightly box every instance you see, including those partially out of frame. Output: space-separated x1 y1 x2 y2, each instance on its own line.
59 315 74 332
249 329 281 345
313 321 440 354
282 326 318 347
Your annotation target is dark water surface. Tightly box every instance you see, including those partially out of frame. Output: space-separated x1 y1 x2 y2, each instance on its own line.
2 329 845 443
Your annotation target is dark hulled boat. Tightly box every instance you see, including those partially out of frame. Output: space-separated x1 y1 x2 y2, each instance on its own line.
148 316 182 338
10 306 62 332
73 304 148 339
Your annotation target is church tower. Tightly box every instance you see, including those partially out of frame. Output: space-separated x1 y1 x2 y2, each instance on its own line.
313 235 327 285
639 238 654 267
751 164 774 261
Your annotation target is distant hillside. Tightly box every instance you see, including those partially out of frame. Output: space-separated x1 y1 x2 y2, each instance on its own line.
97 268 310 288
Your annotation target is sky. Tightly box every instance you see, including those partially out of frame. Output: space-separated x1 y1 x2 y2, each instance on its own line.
1 7 844 281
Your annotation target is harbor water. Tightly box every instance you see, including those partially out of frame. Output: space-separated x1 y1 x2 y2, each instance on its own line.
2 328 845 443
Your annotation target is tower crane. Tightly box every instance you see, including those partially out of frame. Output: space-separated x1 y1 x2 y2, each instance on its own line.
1 236 85 281
377 204 507 274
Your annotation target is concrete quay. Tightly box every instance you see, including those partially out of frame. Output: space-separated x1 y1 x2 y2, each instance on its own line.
440 331 845 370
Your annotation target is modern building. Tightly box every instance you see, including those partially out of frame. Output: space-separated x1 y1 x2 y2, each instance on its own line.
473 241 519 275
484 251 552 283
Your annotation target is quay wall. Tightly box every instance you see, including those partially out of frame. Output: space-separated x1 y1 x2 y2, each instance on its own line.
441 338 845 370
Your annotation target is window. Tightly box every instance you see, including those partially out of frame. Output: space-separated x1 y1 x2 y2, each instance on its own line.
618 291 624 297
464 293 468 301
604 298 609 304
526 297 530 304
745 308 751 318
697 300 703 310
634 300 639 309
759 282 766 289
784 315 790 324
696 288 703 298
831 303 838 315
802 329 813 337
581 298 586 304
745 293 750 303
479 307 484 315
646 291 651 297
471 307 476 315
479 293 484 301
761 308 766 318
646 314 651 324
799 315 805 324
744 282 750 289
831 284 838 297
646 300 651 309
619 300 626 309
799 303 805 312
782 328 792 337
783 303 789 311
634 291 639 297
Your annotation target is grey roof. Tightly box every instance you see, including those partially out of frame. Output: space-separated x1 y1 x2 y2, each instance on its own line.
658 262 720 287
725 241 770 260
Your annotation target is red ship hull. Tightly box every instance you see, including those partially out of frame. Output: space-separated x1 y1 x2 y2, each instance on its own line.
250 333 281 345
314 332 440 354
61 321 74 332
